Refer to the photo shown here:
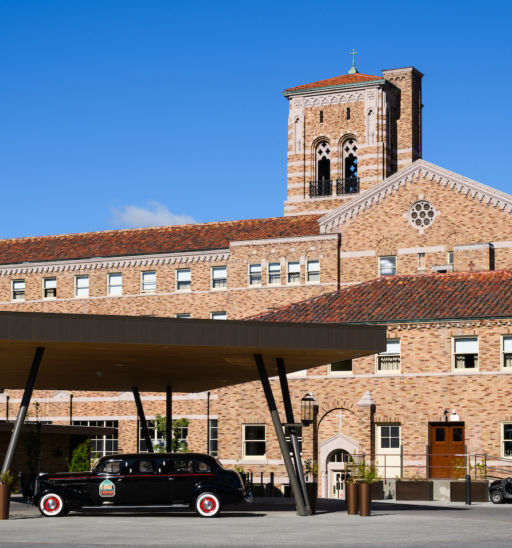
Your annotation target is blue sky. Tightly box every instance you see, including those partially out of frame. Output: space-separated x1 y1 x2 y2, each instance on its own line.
0 0 511 238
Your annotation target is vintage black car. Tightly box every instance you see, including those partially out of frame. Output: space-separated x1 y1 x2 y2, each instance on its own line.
34 453 247 517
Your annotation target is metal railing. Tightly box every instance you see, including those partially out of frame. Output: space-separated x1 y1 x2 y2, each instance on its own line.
309 178 359 198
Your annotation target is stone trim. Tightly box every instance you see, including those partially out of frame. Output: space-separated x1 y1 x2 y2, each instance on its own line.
230 234 337 247
1 392 218 404
0 249 231 276
26 414 217 422
319 159 512 232
454 243 492 251
340 250 376 258
398 245 445 255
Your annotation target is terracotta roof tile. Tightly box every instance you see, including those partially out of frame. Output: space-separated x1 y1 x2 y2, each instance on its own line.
250 271 512 323
0 216 321 265
284 73 383 93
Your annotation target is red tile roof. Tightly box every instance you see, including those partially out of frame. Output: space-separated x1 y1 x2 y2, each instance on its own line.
0 216 321 265
250 271 512 323
284 73 383 93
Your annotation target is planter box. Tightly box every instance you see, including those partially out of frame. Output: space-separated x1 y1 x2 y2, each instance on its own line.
396 481 433 501
371 481 384 500
450 480 489 502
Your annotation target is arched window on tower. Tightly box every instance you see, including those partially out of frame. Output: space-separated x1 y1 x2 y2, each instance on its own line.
338 138 358 194
313 141 331 196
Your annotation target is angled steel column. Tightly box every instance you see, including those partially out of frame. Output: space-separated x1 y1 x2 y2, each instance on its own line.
1 347 45 476
254 353 308 516
276 357 311 514
132 387 154 453
166 385 172 452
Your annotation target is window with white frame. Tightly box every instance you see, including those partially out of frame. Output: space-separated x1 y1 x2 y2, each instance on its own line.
379 256 396 276
378 425 400 449
268 262 281 285
329 359 352 374
453 337 478 369
417 252 426 270
107 273 122 296
447 251 454 265
138 419 165 452
43 277 57 299
377 340 401 372
287 262 300 284
209 419 218 457
141 271 156 293
503 423 512 458
249 263 262 286
307 260 320 283
176 269 191 291
75 275 89 298
72 420 118 457
284 425 303 454
176 313 191 319
211 266 227 289
243 424 266 458
211 311 227 320
12 279 25 301
502 336 512 369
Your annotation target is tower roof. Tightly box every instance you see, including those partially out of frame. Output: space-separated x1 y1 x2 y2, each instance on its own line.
283 72 383 94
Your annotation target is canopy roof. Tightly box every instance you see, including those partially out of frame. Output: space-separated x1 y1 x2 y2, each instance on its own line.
0 311 385 392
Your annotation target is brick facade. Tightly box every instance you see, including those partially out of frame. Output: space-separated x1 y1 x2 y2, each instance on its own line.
1 64 512 497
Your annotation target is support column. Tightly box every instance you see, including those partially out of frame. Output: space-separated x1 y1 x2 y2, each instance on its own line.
1 347 44 476
254 354 308 516
276 358 311 514
206 391 211 454
132 387 154 453
166 386 172 452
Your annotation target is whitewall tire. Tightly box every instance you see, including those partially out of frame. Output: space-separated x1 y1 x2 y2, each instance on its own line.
195 492 221 517
39 493 66 517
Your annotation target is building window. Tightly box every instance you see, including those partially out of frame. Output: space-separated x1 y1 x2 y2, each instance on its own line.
448 251 454 265
316 141 331 183
329 360 352 375
12 280 25 301
287 262 300 284
284 425 303 454
43 278 57 299
211 266 227 289
503 423 512 458
138 419 164 452
211 311 227 320
74 275 89 298
141 271 156 293
379 256 396 276
342 138 358 180
176 269 191 292
176 313 191 319
378 425 400 449
307 260 320 283
268 262 281 285
209 419 218 457
502 336 512 369
319 110 324 123
243 424 266 458
346 107 351 120
249 264 262 286
107 273 122 296
453 337 478 370
417 252 426 270
72 420 118 457
377 340 401 372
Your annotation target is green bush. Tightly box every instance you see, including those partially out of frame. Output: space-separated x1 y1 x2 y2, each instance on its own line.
68 440 91 472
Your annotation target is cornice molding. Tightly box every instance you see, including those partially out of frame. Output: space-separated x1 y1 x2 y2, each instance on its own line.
319 159 512 232
0 249 230 277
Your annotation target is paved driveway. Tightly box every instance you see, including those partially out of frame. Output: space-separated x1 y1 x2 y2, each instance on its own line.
2 497 512 547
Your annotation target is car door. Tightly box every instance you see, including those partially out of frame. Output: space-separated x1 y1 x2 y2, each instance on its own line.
121 457 169 505
86 458 128 505
167 456 196 503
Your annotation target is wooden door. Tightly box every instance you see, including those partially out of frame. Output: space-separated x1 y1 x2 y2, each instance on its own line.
429 423 465 478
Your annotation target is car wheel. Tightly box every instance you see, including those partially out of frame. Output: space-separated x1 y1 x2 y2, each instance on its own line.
39 493 66 517
490 490 504 504
195 492 221 517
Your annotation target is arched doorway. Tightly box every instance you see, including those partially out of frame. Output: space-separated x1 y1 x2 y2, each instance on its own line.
327 449 351 499
319 432 359 498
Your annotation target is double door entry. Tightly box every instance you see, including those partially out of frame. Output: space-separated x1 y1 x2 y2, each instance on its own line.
429 422 465 479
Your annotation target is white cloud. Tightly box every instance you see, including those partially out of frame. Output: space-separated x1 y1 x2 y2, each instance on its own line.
110 200 196 228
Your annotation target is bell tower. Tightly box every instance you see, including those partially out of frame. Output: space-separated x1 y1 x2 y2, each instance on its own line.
282 60 423 216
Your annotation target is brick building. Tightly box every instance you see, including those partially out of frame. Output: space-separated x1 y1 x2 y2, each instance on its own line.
1 62 512 496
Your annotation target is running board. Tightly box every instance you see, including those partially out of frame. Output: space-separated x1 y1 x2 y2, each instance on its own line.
81 504 190 509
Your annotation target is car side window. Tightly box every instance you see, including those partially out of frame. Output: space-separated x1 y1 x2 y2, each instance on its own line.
136 460 155 474
97 460 123 475
195 460 212 473
172 459 194 473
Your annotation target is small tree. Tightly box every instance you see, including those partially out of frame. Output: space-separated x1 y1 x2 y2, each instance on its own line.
68 440 91 472
154 415 189 452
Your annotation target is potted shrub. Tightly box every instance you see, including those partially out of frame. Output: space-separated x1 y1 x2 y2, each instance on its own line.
0 470 14 520
396 475 433 501
303 459 318 515
357 463 380 517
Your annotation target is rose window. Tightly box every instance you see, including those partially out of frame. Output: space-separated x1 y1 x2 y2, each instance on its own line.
408 200 436 231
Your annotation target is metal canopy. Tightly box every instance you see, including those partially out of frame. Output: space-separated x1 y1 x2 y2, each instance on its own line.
0 311 386 392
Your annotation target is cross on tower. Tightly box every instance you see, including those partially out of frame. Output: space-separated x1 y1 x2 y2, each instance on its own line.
348 49 359 75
